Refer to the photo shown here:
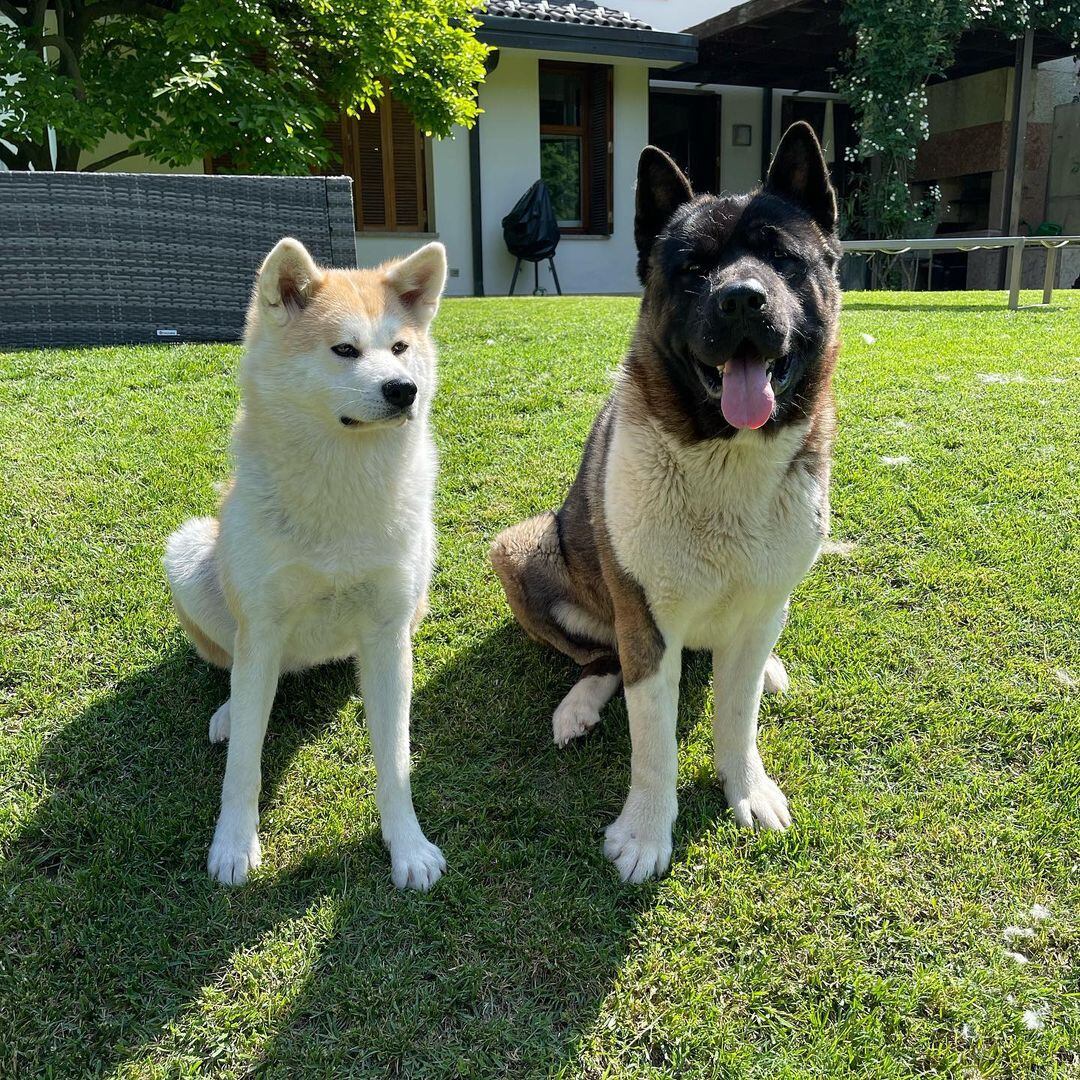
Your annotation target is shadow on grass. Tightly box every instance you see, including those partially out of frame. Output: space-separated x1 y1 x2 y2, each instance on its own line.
4 623 726 1074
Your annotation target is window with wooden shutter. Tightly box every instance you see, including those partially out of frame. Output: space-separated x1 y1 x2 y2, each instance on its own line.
326 89 428 232
208 90 427 234
538 61 612 236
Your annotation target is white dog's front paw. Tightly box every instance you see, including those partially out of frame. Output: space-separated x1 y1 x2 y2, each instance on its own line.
552 697 601 747
762 654 789 695
207 817 261 885
722 757 791 831
603 796 675 883
208 700 231 743
389 834 446 891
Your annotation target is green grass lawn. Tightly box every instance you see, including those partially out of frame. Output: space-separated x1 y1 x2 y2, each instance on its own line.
1 291 1078 1077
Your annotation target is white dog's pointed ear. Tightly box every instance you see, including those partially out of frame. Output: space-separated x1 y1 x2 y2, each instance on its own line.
258 238 323 322
385 242 447 326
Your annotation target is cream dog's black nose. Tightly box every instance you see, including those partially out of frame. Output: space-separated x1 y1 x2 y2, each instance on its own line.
382 379 417 408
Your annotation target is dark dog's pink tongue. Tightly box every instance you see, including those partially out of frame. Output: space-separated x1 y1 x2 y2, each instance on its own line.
721 355 775 430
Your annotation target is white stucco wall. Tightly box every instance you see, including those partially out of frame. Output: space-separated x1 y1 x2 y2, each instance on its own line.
721 87 765 193
477 48 650 296
1033 57 1080 125
78 131 204 174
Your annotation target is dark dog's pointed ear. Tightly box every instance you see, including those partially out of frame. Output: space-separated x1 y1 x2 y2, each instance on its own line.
766 121 838 234
635 146 694 284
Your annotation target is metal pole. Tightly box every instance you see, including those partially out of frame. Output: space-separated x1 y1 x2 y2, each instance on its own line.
1042 245 1059 305
1008 237 1024 310
1002 29 1035 292
468 122 485 297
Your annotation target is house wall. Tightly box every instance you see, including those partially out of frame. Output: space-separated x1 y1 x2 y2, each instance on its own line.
1048 101 1080 286
917 60 1077 250
78 131 204 174
648 82 851 196
720 87 764 193
646 83 772 194
476 47 650 296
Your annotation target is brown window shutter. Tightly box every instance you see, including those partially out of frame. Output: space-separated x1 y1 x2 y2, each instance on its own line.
206 151 236 175
355 103 387 229
327 90 427 232
389 96 427 231
324 114 363 227
585 66 613 236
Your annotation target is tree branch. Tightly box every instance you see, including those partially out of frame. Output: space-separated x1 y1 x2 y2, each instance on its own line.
38 36 87 100
81 147 140 171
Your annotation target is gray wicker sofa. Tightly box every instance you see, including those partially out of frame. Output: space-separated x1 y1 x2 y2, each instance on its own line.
0 171 356 350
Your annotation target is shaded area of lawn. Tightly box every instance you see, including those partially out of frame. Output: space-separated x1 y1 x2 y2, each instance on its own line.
1 292 1078 1076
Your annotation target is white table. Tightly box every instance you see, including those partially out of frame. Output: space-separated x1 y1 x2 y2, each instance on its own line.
840 235 1080 310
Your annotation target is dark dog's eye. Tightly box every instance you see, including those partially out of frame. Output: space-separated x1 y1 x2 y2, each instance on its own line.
391 340 408 356
773 252 799 273
331 343 360 359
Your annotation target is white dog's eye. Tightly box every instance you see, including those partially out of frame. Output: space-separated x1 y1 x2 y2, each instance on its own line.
331 343 360 359
391 340 408 356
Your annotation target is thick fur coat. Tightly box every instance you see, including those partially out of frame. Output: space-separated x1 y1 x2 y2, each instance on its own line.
491 123 843 882
165 238 448 889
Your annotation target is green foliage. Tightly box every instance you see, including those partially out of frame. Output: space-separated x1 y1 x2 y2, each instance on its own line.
540 137 583 223
836 0 1080 238
0 0 489 172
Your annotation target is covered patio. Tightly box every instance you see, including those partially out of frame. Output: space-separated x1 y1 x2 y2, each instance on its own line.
654 0 1075 261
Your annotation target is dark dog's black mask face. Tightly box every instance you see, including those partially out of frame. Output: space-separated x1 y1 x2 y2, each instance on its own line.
635 122 841 436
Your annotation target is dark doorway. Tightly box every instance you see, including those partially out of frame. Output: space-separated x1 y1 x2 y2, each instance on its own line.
779 96 857 204
649 92 721 194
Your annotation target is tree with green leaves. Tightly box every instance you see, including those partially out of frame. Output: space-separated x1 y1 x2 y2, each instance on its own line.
0 0 489 173
835 0 1080 238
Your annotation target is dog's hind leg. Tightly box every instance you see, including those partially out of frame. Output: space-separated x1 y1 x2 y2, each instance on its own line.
207 700 232 743
552 655 622 747
165 517 235 667
490 511 613 665
165 517 237 741
762 653 789 695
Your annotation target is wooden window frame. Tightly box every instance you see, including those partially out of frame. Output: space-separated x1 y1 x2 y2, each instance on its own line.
539 61 590 234
535 60 613 236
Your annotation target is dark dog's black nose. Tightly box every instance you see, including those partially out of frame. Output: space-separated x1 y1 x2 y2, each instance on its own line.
718 279 768 317
381 378 417 408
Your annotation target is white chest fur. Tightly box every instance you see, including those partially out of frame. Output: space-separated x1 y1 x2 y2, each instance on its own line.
218 420 436 666
604 408 827 650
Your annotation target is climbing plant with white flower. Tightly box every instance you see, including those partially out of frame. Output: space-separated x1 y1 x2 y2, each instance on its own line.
835 0 1080 238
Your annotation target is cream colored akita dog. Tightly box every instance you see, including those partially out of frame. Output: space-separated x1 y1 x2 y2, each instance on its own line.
165 237 447 890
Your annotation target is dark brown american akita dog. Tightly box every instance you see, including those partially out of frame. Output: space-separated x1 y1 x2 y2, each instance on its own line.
491 122 842 882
